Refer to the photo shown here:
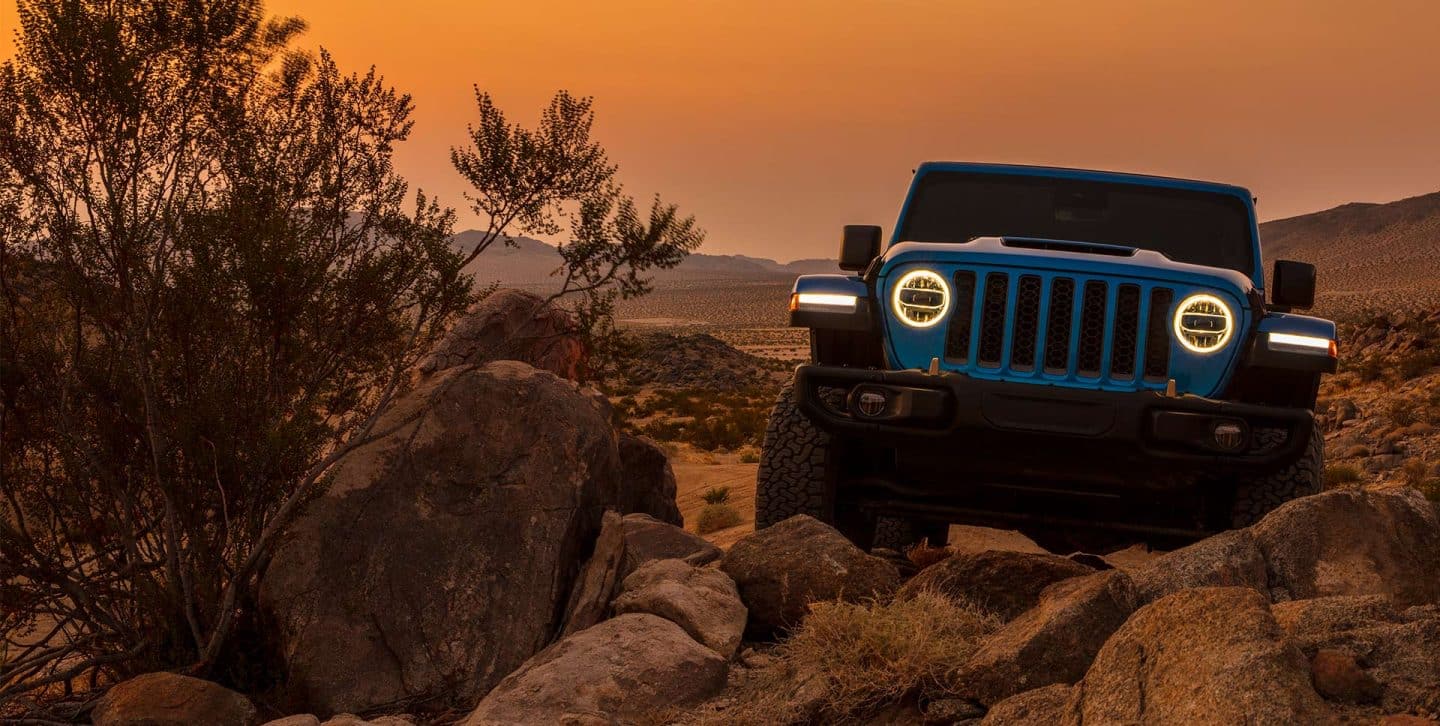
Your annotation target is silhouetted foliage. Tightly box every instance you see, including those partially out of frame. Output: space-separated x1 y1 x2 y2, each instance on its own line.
451 91 705 379
0 0 471 709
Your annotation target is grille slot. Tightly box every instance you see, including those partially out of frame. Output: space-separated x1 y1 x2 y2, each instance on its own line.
977 273 1009 366
1144 288 1174 380
1010 275 1042 371
1076 281 1108 375
1043 278 1075 373
944 271 978 362
1111 284 1142 379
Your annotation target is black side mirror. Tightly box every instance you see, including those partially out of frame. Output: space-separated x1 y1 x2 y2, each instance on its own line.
840 225 882 271
1272 260 1316 310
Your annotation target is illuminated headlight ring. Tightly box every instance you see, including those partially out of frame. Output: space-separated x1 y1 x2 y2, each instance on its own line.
891 269 950 328
1173 293 1234 353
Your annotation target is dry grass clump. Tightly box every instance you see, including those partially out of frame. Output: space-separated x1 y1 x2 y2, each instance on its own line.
699 591 1000 724
905 540 953 570
1324 464 1364 487
696 503 743 534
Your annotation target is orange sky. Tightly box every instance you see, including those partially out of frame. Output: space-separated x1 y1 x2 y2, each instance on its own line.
5 1 1440 260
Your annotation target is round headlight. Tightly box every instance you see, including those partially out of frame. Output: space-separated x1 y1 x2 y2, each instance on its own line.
1173 293 1234 353
891 269 950 328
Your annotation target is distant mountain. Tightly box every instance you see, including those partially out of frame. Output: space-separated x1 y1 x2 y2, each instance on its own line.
457 230 837 289
1259 191 1440 295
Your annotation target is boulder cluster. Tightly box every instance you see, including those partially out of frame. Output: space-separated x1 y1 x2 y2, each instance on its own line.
85 292 1440 726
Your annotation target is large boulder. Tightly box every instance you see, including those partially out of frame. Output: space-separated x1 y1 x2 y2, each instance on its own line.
1073 587 1330 724
461 614 728 725
1251 488 1440 606
612 558 748 657
419 288 586 379
260 361 622 714
721 515 901 637
92 673 257 726
954 570 1137 705
617 434 683 526
898 550 1092 621
1129 528 1269 605
1275 596 1440 714
620 512 721 580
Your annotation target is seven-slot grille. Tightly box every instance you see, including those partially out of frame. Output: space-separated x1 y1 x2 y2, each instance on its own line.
943 270 1173 385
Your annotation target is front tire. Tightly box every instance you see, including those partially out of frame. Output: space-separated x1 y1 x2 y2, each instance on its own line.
755 382 947 551
1229 427 1323 528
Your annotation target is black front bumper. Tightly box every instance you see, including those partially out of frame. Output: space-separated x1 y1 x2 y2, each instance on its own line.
794 364 1313 476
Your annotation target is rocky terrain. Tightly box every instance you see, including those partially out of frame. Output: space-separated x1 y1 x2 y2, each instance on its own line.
54 289 1440 726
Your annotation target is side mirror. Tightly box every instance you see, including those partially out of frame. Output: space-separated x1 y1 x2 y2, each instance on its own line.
1272 260 1316 310
840 225 882 271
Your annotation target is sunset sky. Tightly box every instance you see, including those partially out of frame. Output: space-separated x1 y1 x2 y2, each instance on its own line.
4 0 1439 260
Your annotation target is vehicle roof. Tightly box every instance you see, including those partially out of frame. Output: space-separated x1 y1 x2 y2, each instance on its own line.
913 161 1255 201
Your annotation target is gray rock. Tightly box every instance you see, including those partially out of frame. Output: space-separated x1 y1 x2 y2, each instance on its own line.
1251 488 1440 606
979 684 1075 726
1130 528 1269 605
461 614 727 725
612 558 747 657
1073 587 1330 724
620 512 721 580
419 288 586 380
898 550 1092 621
260 362 623 714
721 515 901 637
617 434 683 526
92 673 257 726
954 570 1137 705
559 509 627 638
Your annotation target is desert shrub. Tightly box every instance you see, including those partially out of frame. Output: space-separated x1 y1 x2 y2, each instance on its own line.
1339 444 1371 459
740 451 760 464
1388 398 1418 427
1401 458 1430 488
1324 464 1364 487
695 592 1000 723
702 486 732 505
1353 356 1388 383
1396 348 1440 380
696 503 743 534
634 387 772 451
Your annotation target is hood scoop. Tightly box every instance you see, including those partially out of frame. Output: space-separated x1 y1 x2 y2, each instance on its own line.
1001 237 1138 257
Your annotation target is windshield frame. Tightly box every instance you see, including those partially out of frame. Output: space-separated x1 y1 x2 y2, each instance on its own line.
893 166 1260 281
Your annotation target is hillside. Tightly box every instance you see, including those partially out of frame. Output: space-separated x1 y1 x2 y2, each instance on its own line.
1260 191 1440 312
457 230 835 289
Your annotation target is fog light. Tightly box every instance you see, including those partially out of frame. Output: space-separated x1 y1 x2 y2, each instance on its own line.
1212 421 1247 451
855 389 888 418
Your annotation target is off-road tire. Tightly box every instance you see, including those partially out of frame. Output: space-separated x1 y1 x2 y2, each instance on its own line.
756 384 949 551
1229 427 1324 528
755 385 830 529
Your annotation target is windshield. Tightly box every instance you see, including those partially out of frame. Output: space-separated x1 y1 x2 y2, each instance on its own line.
897 171 1256 275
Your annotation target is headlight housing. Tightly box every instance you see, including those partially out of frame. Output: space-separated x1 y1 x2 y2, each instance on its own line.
1173 293 1234 353
891 269 950 328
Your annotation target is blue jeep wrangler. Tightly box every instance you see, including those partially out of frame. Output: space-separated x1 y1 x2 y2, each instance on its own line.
758 162 1338 552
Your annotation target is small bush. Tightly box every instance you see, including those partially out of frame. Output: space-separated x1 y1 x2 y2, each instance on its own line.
1402 458 1430 488
1325 464 1363 487
694 592 1000 723
696 503 743 534
740 451 760 464
702 486 732 505
1388 398 1418 427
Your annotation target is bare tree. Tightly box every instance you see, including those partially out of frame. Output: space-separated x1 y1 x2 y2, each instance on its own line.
0 0 472 712
451 92 705 378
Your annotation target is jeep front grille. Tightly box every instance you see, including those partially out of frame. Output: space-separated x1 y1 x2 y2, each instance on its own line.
943 270 1175 386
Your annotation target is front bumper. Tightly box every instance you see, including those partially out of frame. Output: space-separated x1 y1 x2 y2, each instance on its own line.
794 364 1313 472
